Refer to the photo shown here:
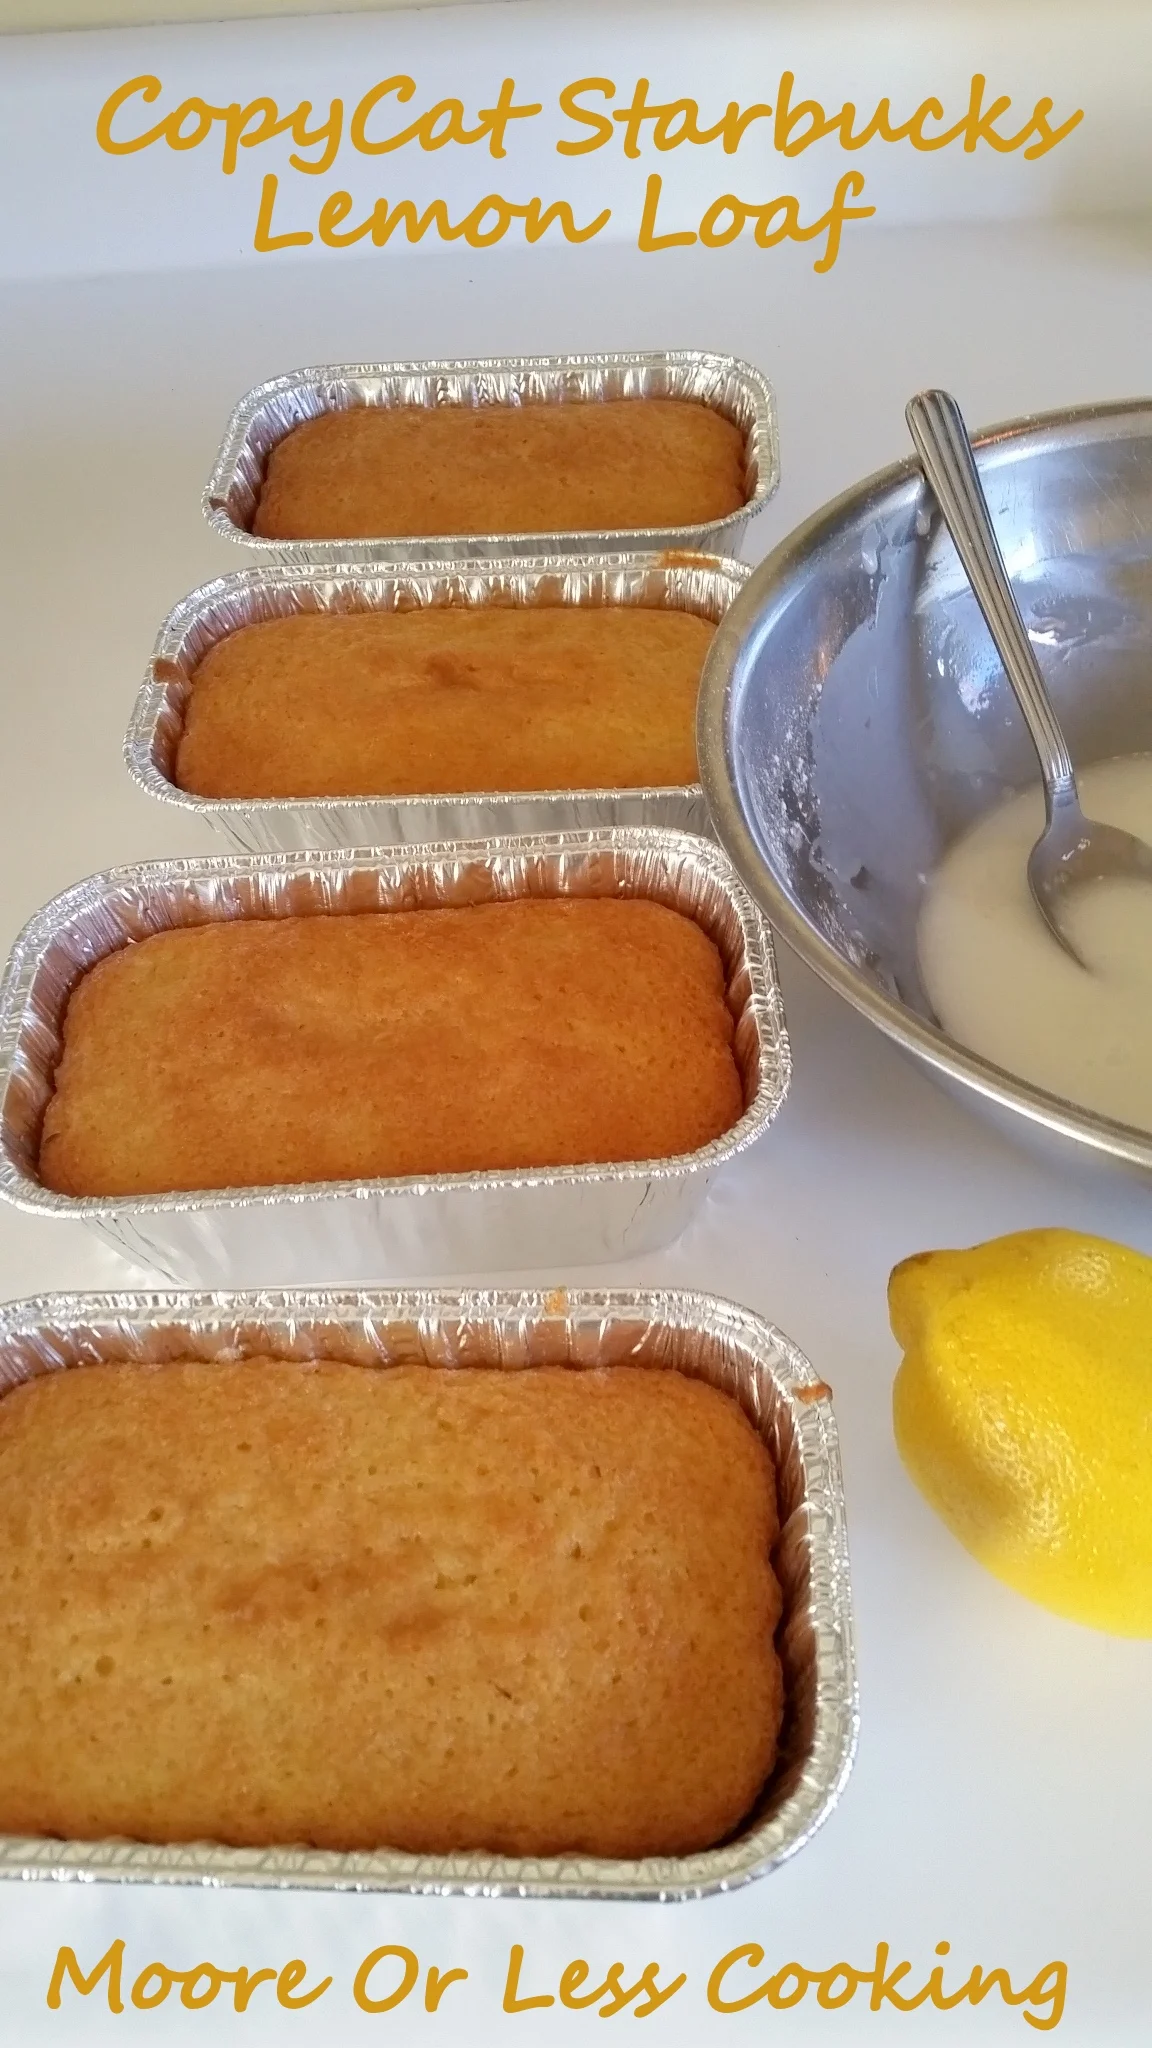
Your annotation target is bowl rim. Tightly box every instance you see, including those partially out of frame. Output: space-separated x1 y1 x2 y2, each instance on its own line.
698 394 1152 1173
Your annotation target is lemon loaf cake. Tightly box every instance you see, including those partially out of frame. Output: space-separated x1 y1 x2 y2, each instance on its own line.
175 605 713 798
38 898 744 1196
0 1359 783 1857
251 398 747 541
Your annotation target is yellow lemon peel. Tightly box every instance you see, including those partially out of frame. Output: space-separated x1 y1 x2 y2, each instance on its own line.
889 1228 1152 1636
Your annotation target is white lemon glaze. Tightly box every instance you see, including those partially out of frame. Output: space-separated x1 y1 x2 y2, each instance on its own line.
919 755 1152 1132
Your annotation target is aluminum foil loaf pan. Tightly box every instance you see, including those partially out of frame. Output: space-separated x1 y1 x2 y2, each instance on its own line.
0 830 789 1286
0 1284 855 1899
202 352 779 566
125 552 751 853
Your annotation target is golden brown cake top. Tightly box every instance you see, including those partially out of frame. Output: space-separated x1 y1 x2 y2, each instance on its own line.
0 1358 782 1858
252 398 747 541
38 898 744 1197
175 605 713 799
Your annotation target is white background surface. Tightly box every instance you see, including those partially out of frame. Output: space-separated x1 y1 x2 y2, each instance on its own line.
0 0 513 27
2 4 1152 2042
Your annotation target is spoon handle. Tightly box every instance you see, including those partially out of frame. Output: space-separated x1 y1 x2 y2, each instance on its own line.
906 389 1078 813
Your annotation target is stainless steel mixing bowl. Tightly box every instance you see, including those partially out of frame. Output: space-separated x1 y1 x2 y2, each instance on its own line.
699 399 1152 1173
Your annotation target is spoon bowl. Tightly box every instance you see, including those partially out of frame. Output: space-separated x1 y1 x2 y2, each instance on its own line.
697 393 1152 1177
905 388 1152 966
1031 793 1152 963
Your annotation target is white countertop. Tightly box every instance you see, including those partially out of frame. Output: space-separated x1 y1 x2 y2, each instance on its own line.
1 214 1151 2042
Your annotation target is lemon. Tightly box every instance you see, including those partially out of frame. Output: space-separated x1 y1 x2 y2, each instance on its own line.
889 1228 1152 1636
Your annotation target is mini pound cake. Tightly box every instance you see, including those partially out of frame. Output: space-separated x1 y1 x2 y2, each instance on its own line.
175 606 713 799
38 898 744 1196
251 398 747 541
0 1359 783 1858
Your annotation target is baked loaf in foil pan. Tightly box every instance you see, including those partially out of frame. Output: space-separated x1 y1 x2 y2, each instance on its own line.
0 830 789 1285
125 553 750 852
0 1284 855 1899
202 352 778 566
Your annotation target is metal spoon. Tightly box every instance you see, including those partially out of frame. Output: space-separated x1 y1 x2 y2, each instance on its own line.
906 387 1152 966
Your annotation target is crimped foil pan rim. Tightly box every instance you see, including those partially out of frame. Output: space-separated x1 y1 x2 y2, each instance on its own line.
0 829 790 1220
130 774 707 816
0 1284 856 1901
124 550 750 820
201 350 779 558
